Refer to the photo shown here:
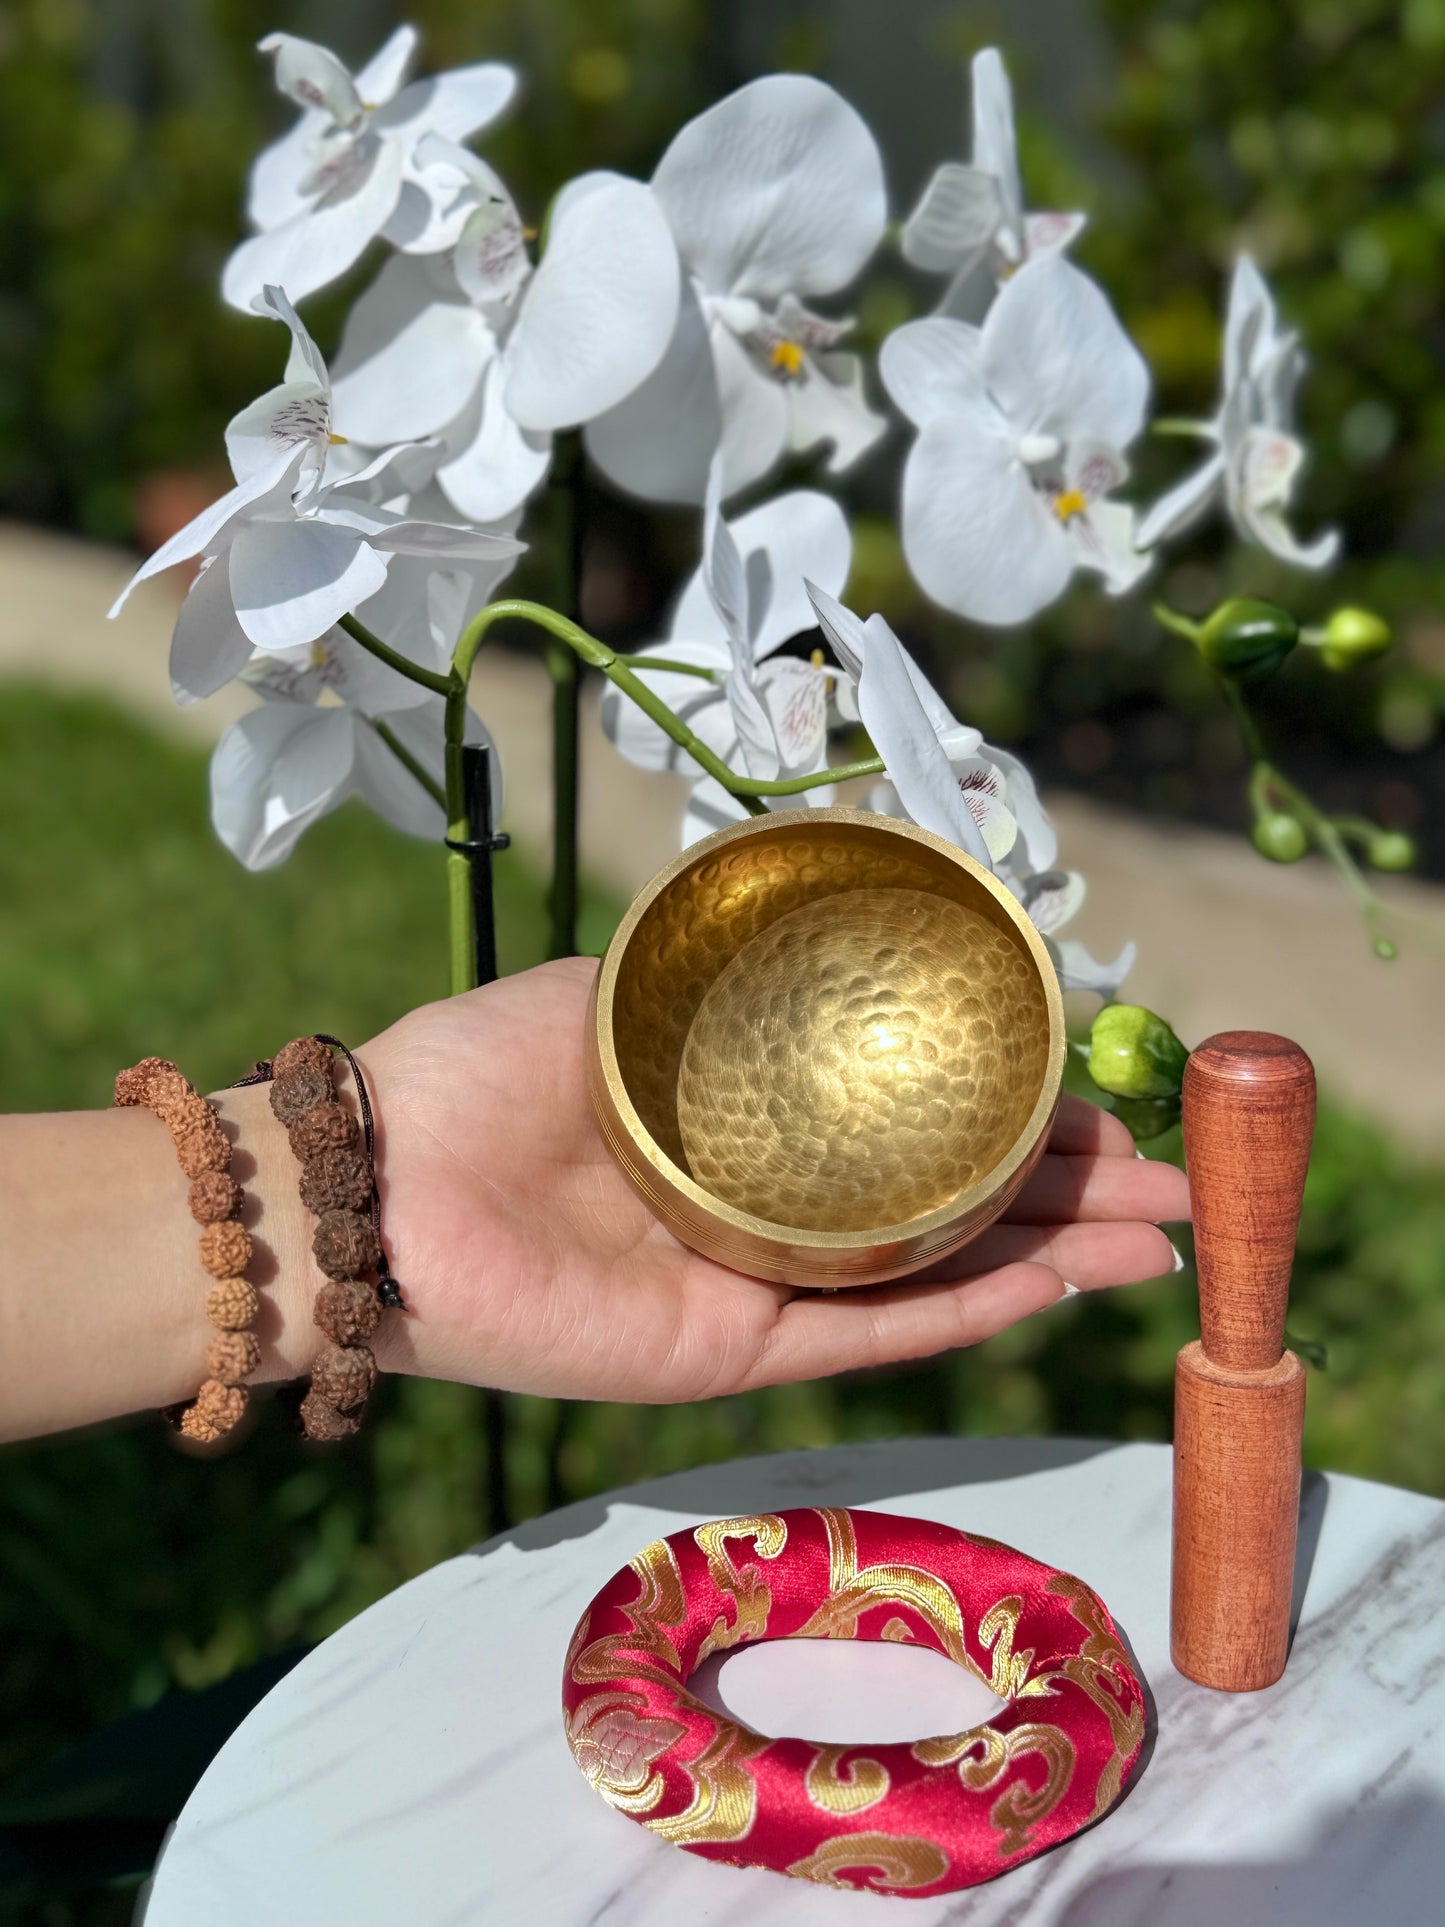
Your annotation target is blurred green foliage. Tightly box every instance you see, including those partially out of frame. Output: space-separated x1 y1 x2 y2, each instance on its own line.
1 687 1442 1924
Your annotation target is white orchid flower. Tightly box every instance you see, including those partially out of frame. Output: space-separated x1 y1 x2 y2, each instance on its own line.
210 564 497 870
584 74 889 505
902 49 1086 319
1137 256 1340 569
806 585 1134 995
108 287 522 690
329 143 679 522
222 27 517 312
602 473 851 847
881 253 1151 624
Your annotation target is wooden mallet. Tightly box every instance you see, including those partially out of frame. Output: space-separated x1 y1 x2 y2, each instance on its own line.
1171 1029 1317 1692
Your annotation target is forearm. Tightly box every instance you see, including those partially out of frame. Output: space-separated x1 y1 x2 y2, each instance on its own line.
0 1086 322 1442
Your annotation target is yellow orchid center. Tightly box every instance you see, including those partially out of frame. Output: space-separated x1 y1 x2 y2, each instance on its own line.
309 642 330 668
327 432 349 446
1052 488 1088 523
770 338 805 379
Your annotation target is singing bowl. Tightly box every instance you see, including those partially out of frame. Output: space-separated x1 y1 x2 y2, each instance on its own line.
586 808 1065 1288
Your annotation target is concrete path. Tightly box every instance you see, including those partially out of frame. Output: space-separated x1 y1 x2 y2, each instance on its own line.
3 520 1440 1149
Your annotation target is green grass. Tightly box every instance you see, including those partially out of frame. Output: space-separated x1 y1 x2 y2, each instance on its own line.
1 684 1442 1919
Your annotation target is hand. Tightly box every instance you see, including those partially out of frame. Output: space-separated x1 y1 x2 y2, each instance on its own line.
363 958 1191 1402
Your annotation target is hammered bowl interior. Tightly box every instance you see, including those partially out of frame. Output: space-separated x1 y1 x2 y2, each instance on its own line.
608 816 1053 1232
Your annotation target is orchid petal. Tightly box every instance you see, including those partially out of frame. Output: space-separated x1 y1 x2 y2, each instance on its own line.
107 448 305 615
1052 936 1137 998
857 613 991 862
805 582 869 685
504 178 679 432
1136 450 1226 550
971 49 1023 235
950 753 1018 862
376 63 517 144
247 114 326 231
1066 498 1152 596
351 697 450 838
169 556 256 704
228 517 388 650
901 163 1001 272
1224 255 1274 393
714 491 852 660
681 776 754 849
788 351 887 474
211 702 356 871
259 33 363 128
362 517 523 563
880 316 989 428
713 323 789 497
1025 210 1087 257
758 656 829 774
901 417 1073 624
436 360 552 522
1018 868 1085 937
354 26 417 105
702 459 750 648
982 254 1150 450
651 74 886 302
332 256 492 442
222 136 405 312
584 274 720 504
990 750 1058 873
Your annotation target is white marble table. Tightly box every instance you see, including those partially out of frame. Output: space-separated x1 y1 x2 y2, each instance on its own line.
140 1438 1445 1925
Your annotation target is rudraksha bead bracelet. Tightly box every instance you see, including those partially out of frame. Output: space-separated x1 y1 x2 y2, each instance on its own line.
259 1034 397 1442
115 1056 259 1444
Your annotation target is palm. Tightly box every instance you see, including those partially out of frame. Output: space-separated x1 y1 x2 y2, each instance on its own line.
365 959 1190 1401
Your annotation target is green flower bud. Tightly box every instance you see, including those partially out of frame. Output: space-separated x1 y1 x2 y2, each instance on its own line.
1319 606 1391 672
1367 829 1416 872
1109 1093 1183 1142
1197 598 1299 684
1251 812 1309 863
1373 936 1398 961
1088 1004 1190 1102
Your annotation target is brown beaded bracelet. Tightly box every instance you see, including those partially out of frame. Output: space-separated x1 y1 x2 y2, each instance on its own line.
244 1034 399 1442
115 1056 259 1444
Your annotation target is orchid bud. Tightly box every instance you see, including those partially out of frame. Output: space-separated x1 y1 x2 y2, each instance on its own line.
1368 829 1416 872
1109 1093 1182 1142
1087 1004 1189 1102
1319 607 1391 672
1197 598 1299 684
1252 812 1308 863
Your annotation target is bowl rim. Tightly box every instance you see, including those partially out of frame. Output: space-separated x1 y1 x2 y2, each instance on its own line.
592 805 1067 1251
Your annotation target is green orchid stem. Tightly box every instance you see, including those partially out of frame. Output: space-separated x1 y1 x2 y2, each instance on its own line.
612 653 720 680
1151 601 1202 646
348 593 888 996
338 612 452 698
1150 418 1214 439
370 719 445 809
546 638 580 960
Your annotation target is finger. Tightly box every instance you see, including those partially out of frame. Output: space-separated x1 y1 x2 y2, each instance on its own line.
1009 1151 1191 1226
744 1262 1063 1389
1046 1093 1138 1159
940 1219 1180 1290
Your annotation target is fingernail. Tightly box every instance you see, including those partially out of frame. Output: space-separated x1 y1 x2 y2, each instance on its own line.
1170 1240 1186 1273
1061 1281 1081 1297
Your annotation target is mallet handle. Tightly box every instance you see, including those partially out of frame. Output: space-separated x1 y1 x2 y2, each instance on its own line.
1171 1030 1316 1692
1182 1030 1315 1372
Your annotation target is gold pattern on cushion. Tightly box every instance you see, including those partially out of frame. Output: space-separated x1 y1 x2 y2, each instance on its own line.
787 1832 951 1892
693 1515 787 1661
805 1744 890 1815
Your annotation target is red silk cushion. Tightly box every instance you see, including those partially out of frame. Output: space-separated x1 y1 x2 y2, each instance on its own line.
563 1506 1147 1898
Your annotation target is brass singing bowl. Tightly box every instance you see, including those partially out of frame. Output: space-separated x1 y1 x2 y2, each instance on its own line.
586 807 1065 1288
